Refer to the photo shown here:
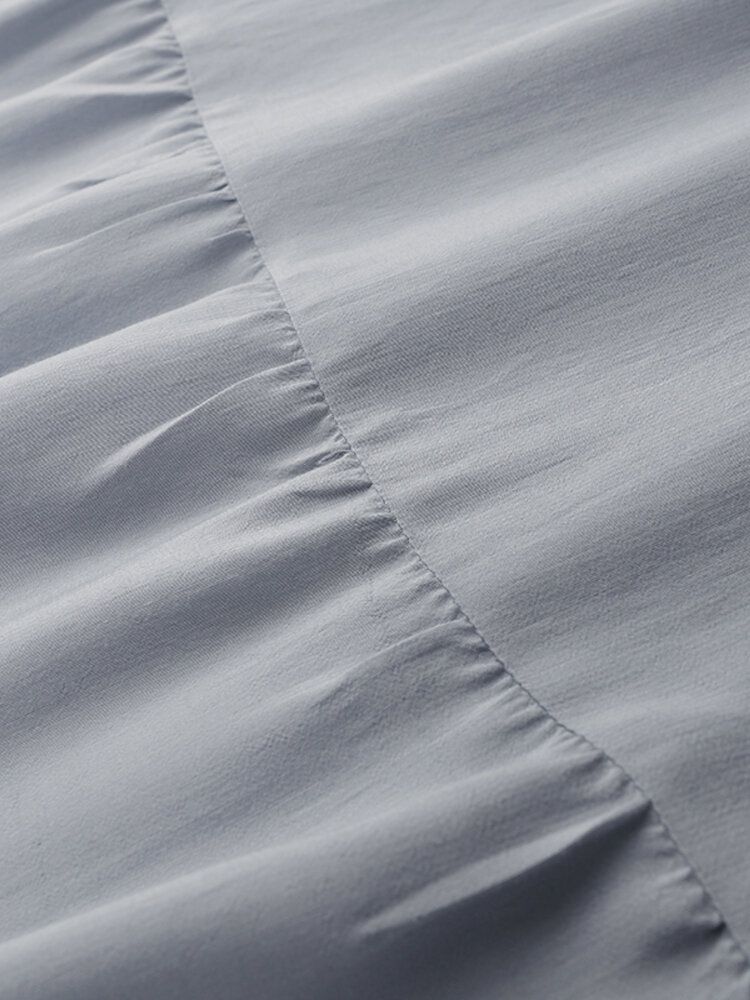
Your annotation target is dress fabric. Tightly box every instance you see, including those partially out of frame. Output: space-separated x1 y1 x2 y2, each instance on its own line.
1 1 750 997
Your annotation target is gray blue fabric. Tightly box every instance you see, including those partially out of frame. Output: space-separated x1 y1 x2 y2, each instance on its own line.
1 0 749 996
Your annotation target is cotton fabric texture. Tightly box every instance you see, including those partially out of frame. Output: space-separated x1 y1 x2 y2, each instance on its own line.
1 0 749 997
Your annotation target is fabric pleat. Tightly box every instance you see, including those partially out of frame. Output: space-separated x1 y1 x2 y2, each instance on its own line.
1 1 749 997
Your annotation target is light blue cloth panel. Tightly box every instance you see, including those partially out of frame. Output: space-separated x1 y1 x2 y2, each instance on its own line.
1 1 749 997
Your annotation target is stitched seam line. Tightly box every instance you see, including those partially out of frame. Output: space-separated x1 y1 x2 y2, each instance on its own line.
153 0 750 983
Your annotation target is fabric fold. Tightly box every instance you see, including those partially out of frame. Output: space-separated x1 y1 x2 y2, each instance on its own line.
2 0 749 997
